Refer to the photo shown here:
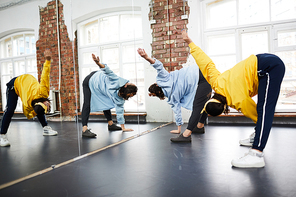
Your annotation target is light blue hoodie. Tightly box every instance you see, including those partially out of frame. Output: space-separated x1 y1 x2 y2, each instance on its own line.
89 64 129 124
152 59 199 126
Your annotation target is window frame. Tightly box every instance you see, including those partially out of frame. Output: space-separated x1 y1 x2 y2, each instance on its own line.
200 0 296 112
77 11 144 112
0 31 37 112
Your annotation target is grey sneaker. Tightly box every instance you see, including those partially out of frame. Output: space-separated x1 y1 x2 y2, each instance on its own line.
108 124 122 131
231 149 265 168
192 127 205 134
170 133 192 143
43 126 58 136
82 129 96 138
0 134 10 147
239 132 255 147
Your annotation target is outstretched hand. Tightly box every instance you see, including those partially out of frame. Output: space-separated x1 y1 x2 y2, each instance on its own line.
137 48 148 59
137 48 156 64
181 29 192 44
92 54 105 68
44 49 52 61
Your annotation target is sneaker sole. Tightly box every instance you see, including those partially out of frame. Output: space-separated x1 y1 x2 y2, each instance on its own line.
239 141 253 147
43 133 58 136
231 161 265 168
82 135 96 138
108 128 122 131
0 143 10 147
191 131 205 134
170 140 192 143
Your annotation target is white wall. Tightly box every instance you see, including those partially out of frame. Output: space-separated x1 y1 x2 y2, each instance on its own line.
0 0 203 125
0 0 72 40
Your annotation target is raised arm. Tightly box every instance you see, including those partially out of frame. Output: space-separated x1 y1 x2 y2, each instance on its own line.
91 53 121 82
137 48 155 64
181 30 221 86
39 49 51 98
92 54 105 68
138 48 169 80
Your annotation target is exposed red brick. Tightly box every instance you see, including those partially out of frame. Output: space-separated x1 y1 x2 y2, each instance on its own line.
36 0 79 118
150 0 190 72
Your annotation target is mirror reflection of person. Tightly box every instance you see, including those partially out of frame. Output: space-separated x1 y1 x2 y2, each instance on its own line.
81 54 138 138
182 30 285 168
0 49 58 147
137 48 212 140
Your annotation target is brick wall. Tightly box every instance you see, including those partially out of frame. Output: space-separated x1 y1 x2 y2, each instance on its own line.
149 0 190 72
36 0 79 119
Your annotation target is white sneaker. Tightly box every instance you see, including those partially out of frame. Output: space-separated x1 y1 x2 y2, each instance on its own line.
231 149 265 168
239 132 255 147
43 126 58 136
0 134 10 147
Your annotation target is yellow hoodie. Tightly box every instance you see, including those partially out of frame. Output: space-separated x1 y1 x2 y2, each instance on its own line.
189 42 259 123
14 60 51 119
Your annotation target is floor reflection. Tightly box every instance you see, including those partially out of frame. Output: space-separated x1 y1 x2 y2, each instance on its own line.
2 122 295 196
0 120 164 185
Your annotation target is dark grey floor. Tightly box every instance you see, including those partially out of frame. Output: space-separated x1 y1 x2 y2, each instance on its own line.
0 120 163 185
1 121 296 197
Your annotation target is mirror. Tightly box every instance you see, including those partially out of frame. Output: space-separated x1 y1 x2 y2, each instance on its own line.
0 0 166 188
71 0 165 155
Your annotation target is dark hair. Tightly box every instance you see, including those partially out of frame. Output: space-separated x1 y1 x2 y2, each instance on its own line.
32 98 50 115
119 85 138 100
31 98 50 106
206 93 229 116
148 83 165 100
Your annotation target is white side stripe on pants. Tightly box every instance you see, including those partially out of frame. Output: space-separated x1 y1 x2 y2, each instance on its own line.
259 73 270 147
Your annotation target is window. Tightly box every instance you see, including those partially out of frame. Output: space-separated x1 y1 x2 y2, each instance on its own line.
0 32 37 111
202 0 296 111
206 32 236 73
78 12 144 112
240 28 269 59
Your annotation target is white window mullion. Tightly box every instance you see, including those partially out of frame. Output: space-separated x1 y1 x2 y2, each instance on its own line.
202 0 296 112
270 25 276 54
119 43 123 77
0 32 37 111
236 0 239 26
78 12 144 112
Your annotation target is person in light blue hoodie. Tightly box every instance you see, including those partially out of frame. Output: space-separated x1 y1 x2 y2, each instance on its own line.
81 54 138 138
137 48 212 141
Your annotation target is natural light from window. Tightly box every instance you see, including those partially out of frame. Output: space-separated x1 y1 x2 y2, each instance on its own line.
78 13 144 112
203 0 296 111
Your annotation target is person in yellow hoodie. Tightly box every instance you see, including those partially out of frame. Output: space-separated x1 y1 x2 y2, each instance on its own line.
175 30 285 168
0 49 57 147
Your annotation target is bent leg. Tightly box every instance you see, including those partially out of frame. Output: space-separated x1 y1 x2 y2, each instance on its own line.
187 70 212 131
